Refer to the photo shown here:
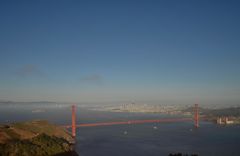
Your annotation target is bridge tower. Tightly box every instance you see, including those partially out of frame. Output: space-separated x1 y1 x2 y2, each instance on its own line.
194 103 199 128
71 105 76 137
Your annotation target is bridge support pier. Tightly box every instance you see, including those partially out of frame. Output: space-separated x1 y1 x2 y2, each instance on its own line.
194 104 199 128
72 105 76 137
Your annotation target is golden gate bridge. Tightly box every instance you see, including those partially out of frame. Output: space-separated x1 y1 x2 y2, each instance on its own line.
63 104 199 138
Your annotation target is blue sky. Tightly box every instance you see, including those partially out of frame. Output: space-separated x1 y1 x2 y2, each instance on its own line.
0 1 240 105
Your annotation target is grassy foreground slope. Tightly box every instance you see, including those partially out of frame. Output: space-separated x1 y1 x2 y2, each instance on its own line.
0 120 77 156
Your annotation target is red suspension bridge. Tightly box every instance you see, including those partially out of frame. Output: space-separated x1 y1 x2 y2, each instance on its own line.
64 104 200 137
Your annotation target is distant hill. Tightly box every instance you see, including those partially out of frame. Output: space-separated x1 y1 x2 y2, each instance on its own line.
202 107 240 117
183 106 240 117
0 101 57 105
0 120 77 156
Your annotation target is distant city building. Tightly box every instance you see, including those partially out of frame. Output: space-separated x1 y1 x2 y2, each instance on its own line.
217 117 234 124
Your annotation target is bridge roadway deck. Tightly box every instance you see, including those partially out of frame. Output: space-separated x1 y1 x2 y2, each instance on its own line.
63 118 193 128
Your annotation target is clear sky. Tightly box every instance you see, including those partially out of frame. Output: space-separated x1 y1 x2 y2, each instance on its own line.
0 1 240 105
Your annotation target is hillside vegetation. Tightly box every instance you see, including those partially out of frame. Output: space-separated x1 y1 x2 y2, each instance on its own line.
0 120 77 156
